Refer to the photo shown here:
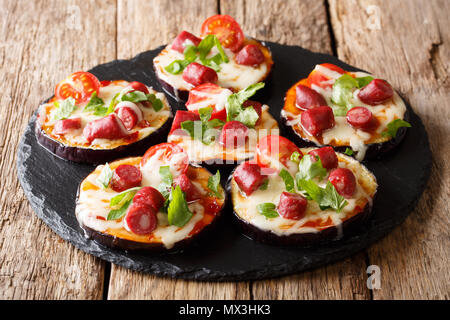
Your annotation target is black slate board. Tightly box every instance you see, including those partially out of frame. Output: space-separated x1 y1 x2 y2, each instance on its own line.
17 42 431 281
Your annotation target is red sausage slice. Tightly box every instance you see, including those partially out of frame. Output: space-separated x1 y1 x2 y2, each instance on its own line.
182 62 218 87
219 121 249 148
346 106 376 131
128 81 149 94
328 168 356 198
277 191 308 220
171 31 202 54
233 161 266 196
83 113 128 143
132 186 165 212
357 79 394 105
295 84 327 110
235 44 265 66
308 147 338 170
110 165 142 193
53 117 81 135
170 110 200 134
115 101 143 130
300 106 335 136
173 174 201 202
125 203 157 235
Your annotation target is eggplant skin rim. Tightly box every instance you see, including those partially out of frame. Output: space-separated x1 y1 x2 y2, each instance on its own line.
75 165 227 252
226 168 375 247
35 112 173 165
153 40 274 103
280 109 410 161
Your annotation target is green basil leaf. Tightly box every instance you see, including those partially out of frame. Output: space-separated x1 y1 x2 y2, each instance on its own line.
196 34 216 60
53 97 76 120
147 93 163 112
296 178 323 201
290 151 301 163
355 76 374 88
121 90 148 103
320 181 348 213
198 106 213 123
381 119 412 138
180 120 198 139
344 148 354 156
165 59 190 74
214 36 229 63
256 203 279 219
208 170 222 198
279 169 295 193
226 82 265 125
296 154 327 181
96 163 113 189
110 187 141 208
107 199 132 221
259 179 269 190
84 92 105 113
233 106 259 128
331 74 358 113
206 118 225 128
159 165 173 186
167 185 193 227
100 92 120 116
183 45 198 62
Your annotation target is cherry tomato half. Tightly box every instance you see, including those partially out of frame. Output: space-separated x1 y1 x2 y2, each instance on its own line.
201 15 244 52
256 135 302 173
307 63 345 89
140 143 189 177
186 83 229 121
55 71 101 104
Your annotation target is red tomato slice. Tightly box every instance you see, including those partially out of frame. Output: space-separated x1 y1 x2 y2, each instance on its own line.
256 135 302 173
55 71 101 104
186 83 229 121
307 63 345 89
201 15 244 52
141 143 189 176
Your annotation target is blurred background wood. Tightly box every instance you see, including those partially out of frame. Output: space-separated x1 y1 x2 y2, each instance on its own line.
1 0 447 300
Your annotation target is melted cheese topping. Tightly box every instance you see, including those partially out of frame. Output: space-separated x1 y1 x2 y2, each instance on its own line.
231 149 377 237
167 105 279 163
76 157 224 249
281 70 407 161
153 39 272 95
37 81 172 149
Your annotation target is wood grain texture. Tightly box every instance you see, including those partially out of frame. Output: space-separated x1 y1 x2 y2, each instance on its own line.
0 0 117 299
329 0 449 299
221 0 333 54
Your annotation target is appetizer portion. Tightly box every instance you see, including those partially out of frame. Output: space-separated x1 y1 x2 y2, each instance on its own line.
167 82 279 165
153 15 273 101
36 71 172 163
76 143 225 251
229 135 377 245
281 63 411 160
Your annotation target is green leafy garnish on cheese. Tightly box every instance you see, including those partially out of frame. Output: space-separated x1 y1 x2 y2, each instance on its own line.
381 119 411 138
207 170 222 199
53 97 76 120
167 185 193 227
96 163 113 189
226 82 264 128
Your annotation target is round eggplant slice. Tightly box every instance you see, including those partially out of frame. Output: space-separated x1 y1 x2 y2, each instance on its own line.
35 81 173 164
167 105 279 169
228 149 377 246
153 38 273 102
76 157 225 251
280 70 409 161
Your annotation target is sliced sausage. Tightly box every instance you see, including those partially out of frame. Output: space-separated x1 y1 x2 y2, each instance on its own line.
328 168 356 199
219 121 249 148
235 44 265 66
125 203 157 235
295 84 327 110
83 113 128 143
308 146 338 170
170 110 200 134
110 165 142 192
182 62 218 87
346 106 377 131
233 161 266 196
53 117 81 135
115 101 143 130
173 174 201 202
300 105 335 136
132 186 165 212
277 191 308 220
357 79 394 105
171 31 202 54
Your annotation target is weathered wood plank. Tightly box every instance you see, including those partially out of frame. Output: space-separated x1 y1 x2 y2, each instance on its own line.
220 0 371 300
329 0 449 299
108 0 251 300
0 0 117 299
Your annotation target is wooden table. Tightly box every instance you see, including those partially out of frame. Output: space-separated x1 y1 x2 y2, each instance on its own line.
1 0 448 300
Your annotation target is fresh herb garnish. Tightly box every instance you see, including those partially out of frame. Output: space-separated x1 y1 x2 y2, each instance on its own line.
226 82 265 127
290 151 301 163
147 93 163 112
330 74 374 116
259 179 269 190
344 148 354 156
53 97 76 120
356 76 374 88
121 90 148 103
107 199 133 221
256 203 279 219
157 165 173 199
381 119 411 138
83 92 105 114
207 170 222 198
181 106 224 145
167 185 193 227
297 179 348 213
279 169 296 193
296 154 327 182
106 187 141 221
96 163 113 189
